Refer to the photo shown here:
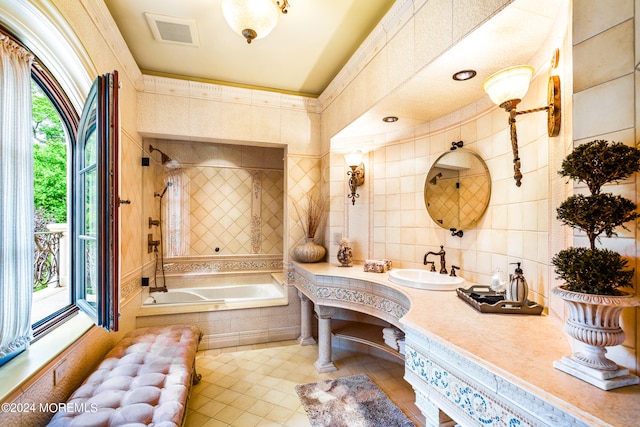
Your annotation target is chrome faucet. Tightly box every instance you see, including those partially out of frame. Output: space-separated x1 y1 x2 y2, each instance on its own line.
424 245 447 274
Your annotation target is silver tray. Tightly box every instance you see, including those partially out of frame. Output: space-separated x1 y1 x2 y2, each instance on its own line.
456 285 544 315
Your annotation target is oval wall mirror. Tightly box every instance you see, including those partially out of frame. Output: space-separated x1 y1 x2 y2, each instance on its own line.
424 149 491 232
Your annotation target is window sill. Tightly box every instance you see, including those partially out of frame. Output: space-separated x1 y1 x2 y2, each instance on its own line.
0 312 94 402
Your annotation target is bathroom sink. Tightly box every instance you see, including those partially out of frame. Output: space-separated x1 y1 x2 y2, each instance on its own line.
388 269 464 291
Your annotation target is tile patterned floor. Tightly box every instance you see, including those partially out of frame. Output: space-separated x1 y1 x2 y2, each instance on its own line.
185 340 426 427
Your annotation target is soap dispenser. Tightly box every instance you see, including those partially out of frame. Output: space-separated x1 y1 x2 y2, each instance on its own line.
490 268 506 293
506 262 528 303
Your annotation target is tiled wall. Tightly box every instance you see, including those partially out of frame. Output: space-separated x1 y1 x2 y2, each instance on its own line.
347 77 556 306
323 1 570 311
149 140 284 257
287 156 327 261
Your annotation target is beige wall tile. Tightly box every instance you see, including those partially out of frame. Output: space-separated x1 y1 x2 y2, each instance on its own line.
573 74 635 140
574 20 634 92
573 0 633 44
188 98 223 138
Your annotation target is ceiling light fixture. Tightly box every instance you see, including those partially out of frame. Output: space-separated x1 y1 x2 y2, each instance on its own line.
483 64 561 187
382 116 398 123
452 70 476 81
221 0 290 44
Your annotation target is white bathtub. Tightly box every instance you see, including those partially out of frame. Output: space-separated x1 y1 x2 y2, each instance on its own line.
139 272 288 316
144 284 285 305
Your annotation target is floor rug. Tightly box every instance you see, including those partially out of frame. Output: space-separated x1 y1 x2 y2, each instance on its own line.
295 374 415 427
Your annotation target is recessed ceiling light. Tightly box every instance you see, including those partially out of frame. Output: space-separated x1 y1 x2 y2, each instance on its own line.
382 116 398 123
452 70 477 81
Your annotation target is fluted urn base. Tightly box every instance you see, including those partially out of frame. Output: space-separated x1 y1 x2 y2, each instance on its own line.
552 286 640 390
293 240 326 263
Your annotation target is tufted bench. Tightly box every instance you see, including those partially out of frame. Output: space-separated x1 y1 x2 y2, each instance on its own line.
47 325 202 427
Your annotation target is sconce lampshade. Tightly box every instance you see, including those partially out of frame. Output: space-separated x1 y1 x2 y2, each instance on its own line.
344 150 363 167
221 0 281 43
482 65 534 107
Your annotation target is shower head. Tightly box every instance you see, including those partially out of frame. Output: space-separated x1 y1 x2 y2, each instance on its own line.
155 181 173 199
429 172 443 185
165 159 181 170
149 145 172 165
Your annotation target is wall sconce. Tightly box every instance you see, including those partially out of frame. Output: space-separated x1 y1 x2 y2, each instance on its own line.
483 64 561 187
344 150 365 205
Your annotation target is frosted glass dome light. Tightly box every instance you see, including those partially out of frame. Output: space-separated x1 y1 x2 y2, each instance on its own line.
344 150 364 167
482 65 534 108
221 0 288 44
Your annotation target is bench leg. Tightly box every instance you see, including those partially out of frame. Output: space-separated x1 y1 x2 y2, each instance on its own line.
193 331 203 384
193 365 202 385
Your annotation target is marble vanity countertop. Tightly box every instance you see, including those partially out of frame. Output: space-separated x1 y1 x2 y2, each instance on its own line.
293 262 640 427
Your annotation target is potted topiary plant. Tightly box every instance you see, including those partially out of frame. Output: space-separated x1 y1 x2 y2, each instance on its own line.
551 139 640 390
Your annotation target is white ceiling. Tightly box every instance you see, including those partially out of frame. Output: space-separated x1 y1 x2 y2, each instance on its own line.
104 0 394 96
104 0 568 142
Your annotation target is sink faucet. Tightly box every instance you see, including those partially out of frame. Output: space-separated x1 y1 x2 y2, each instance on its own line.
424 245 447 274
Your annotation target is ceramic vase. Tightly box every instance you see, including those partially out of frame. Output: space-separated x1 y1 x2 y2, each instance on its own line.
552 285 640 390
337 238 353 267
293 239 326 263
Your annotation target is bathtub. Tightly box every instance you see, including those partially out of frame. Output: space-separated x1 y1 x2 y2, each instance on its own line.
144 284 286 305
138 272 289 315
136 271 300 350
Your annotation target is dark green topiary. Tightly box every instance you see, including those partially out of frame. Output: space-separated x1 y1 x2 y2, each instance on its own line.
551 247 633 295
556 194 639 249
553 140 640 295
559 139 640 195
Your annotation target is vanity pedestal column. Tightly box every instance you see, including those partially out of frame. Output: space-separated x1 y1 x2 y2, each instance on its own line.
313 305 337 373
297 290 316 346
415 391 456 427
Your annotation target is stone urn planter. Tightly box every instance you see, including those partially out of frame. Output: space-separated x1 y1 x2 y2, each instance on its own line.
551 140 640 390
552 286 640 390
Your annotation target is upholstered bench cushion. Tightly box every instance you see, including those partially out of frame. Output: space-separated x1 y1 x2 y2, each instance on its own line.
47 325 201 427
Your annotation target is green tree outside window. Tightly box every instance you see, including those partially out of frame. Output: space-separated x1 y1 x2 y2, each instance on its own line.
32 81 67 224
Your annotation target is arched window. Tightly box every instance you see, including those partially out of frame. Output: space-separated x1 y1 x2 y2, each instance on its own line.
0 26 118 365
30 61 79 336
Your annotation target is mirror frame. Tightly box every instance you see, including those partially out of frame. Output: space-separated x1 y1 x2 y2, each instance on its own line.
424 148 491 232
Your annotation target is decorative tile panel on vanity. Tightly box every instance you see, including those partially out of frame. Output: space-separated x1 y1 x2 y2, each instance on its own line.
404 326 593 427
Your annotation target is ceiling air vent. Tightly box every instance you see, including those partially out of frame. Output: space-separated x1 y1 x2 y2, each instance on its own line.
145 13 200 47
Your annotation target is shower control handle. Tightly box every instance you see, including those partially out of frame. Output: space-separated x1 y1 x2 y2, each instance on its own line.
147 234 160 253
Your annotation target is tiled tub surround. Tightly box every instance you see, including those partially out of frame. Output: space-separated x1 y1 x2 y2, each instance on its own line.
137 270 301 351
293 262 640 427
140 272 288 315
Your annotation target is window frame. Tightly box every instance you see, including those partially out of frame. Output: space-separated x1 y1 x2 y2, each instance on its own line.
30 63 79 340
73 71 120 332
1 26 120 340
